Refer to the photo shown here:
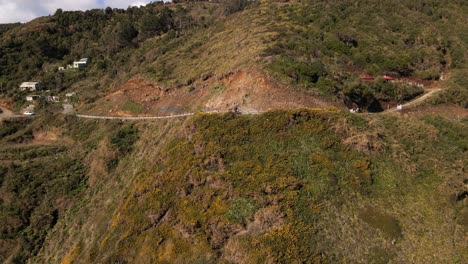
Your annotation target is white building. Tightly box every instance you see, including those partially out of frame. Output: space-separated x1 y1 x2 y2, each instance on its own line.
26 95 42 101
73 58 89 69
20 82 44 91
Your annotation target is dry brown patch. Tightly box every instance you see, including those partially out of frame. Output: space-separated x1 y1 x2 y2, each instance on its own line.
0 99 14 109
31 127 74 146
204 68 337 112
85 68 339 116
86 139 115 187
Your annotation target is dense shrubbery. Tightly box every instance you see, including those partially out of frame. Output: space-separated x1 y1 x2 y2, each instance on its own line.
0 119 31 138
431 70 468 108
80 109 467 263
0 149 86 262
95 110 378 261
342 77 424 111
2 107 466 262
265 0 467 104
110 124 139 154
0 2 204 96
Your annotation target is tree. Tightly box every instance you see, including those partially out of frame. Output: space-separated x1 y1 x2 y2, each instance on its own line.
54 8 63 16
105 6 113 16
140 13 163 39
117 20 138 46
139 8 173 40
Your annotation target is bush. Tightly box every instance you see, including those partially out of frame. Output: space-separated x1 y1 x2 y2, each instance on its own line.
110 124 139 154
226 198 256 225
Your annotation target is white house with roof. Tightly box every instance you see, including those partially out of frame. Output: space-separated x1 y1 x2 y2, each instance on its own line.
19 82 44 91
73 58 89 69
26 95 42 101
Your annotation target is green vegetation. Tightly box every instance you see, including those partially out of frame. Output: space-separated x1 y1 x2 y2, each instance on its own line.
226 197 257 225
0 114 144 262
0 1 226 100
1 0 465 110
263 0 467 106
343 77 424 111
0 0 466 263
110 124 139 154
1 105 466 263
0 121 87 263
431 69 468 108
122 100 145 114
21 109 463 263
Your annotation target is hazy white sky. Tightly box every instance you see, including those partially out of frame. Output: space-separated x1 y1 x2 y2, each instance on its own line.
0 0 155 23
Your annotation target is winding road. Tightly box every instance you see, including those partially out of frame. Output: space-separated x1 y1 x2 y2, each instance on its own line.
0 87 444 121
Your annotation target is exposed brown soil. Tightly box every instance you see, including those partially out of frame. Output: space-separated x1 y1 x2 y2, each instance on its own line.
84 68 341 116
0 99 14 109
32 128 60 145
31 127 74 146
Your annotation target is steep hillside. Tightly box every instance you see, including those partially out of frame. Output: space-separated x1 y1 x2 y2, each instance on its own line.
19 109 464 263
0 0 467 263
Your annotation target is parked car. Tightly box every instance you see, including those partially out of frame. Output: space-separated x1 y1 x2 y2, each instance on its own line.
23 111 34 116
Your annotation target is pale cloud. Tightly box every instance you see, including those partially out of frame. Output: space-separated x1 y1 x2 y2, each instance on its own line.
0 0 156 23
103 0 149 8
42 0 98 12
0 1 39 23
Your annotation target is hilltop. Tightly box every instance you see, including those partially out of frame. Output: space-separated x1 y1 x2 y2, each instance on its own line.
0 0 467 263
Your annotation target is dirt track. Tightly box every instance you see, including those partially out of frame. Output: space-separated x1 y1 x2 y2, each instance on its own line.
384 88 442 113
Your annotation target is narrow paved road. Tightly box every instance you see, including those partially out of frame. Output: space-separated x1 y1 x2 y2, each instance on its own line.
75 109 265 121
76 113 195 120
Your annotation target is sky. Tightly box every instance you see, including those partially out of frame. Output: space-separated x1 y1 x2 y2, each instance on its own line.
0 0 155 23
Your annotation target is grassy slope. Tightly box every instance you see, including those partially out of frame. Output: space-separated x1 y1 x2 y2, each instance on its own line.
28 109 467 263
0 0 467 262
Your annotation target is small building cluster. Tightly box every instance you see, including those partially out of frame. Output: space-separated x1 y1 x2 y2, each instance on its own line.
17 57 88 115
59 58 89 71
